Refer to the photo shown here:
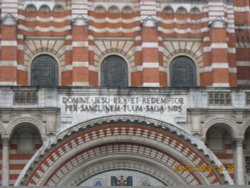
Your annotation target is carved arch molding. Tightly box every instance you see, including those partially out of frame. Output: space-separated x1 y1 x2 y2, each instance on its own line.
15 115 234 186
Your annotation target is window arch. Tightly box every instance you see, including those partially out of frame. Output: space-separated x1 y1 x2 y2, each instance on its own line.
39 4 51 12
170 56 197 87
94 5 106 13
53 4 64 12
25 4 37 12
122 6 133 14
176 7 187 14
108 6 119 13
163 6 174 14
101 55 128 87
190 7 201 15
31 55 58 87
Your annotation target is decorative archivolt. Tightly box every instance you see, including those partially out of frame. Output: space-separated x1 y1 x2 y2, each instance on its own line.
93 40 134 65
162 40 203 67
24 39 65 66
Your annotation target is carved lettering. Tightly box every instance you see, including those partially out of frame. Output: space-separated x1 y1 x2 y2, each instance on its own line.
61 96 186 114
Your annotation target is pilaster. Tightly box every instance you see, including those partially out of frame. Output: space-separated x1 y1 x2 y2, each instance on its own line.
0 14 18 85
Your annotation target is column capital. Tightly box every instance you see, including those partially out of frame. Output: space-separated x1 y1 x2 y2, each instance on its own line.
142 16 157 28
234 138 244 145
1 135 9 146
72 16 88 26
209 18 227 29
2 13 17 26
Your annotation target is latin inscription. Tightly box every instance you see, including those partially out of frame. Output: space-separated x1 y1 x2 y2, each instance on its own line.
62 96 186 114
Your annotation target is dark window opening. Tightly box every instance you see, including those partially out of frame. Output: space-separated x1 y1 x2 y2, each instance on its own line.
31 55 58 87
101 55 128 87
170 56 197 87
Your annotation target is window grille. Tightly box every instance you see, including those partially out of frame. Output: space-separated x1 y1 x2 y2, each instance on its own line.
14 91 38 104
208 92 231 105
31 55 58 87
101 55 128 87
170 56 197 87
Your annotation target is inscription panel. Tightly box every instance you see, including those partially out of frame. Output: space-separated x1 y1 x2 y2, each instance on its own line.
60 95 187 129
61 95 186 114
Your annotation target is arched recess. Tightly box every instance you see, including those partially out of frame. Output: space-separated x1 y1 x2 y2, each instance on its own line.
206 124 233 152
9 123 43 185
10 123 42 153
202 116 238 139
6 116 45 140
15 115 234 186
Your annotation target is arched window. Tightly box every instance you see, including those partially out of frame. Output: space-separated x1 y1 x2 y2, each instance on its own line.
163 6 174 14
53 4 64 12
25 4 37 12
190 7 201 15
108 6 119 13
122 6 133 14
94 5 106 13
170 56 197 87
176 7 188 14
101 55 128 87
39 5 51 12
31 55 58 87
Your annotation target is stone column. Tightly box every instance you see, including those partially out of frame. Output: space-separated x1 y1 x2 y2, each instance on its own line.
2 137 9 186
235 138 245 185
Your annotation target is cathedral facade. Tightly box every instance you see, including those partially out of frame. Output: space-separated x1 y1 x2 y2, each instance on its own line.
0 0 250 186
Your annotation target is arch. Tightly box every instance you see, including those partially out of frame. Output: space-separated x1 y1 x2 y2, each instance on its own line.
190 7 201 14
241 118 250 136
201 116 238 139
25 4 37 12
39 4 51 12
108 6 119 13
53 4 64 12
10 124 43 153
163 6 174 14
176 7 188 14
244 127 250 151
6 116 45 140
206 125 233 152
30 54 58 87
15 115 234 186
94 5 106 13
101 55 129 87
170 56 197 87
122 6 133 14
0 122 6 136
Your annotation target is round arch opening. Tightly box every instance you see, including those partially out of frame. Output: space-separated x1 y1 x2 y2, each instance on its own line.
15 116 234 186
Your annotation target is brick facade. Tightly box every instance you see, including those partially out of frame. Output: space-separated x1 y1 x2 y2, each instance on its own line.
0 0 249 186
